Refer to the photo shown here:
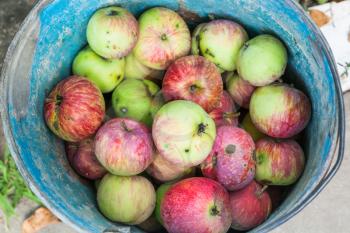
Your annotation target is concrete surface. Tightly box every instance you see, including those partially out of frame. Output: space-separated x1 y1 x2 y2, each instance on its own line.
0 1 349 233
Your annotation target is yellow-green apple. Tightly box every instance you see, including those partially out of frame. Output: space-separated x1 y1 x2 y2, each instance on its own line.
249 84 311 138
152 100 216 168
162 55 223 112
155 182 173 225
201 126 255 191
97 174 156 224
133 7 191 70
255 138 305 185
209 91 239 127
161 177 232 233
112 79 162 127
86 6 138 59
72 46 125 93
191 23 206 55
225 72 256 108
44 76 105 142
65 138 106 180
94 118 154 176
198 20 248 72
125 52 157 79
146 151 190 182
237 34 287 86
229 180 272 230
241 113 265 142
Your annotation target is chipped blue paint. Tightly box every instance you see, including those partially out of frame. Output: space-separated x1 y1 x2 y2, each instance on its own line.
0 0 345 233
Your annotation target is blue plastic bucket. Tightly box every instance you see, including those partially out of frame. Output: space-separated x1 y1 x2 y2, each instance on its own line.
0 0 345 232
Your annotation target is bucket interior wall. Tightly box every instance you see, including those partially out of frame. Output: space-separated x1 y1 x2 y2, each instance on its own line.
3 0 339 232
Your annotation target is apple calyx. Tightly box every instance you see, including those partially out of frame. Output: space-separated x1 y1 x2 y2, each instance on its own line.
197 123 207 135
210 204 220 216
160 34 168 41
107 10 119 16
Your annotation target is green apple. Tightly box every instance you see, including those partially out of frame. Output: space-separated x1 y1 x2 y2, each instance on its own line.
155 182 174 225
191 23 206 55
86 6 138 59
72 46 125 93
237 34 288 86
112 79 161 126
198 19 248 72
152 100 216 168
125 52 154 79
241 113 265 142
97 174 156 224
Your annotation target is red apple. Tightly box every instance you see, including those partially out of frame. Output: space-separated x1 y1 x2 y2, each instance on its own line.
229 180 272 230
209 91 239 127
65 138 107 180
161 177 232 233
201 126 255 191
44 76 105 142
225 72 256 109
162 55 223 112
94 118 154 176
65 141 78 164
255 138 305 185
134 7 191 70
250 84 311 138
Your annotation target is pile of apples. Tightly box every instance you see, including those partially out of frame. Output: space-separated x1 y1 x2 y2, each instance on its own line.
44 6 311 233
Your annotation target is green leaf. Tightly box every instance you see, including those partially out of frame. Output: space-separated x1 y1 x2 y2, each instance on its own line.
0 194 15 227
0 145 41 228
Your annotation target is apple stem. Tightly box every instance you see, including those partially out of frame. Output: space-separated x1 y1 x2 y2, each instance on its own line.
223 112 240 123
121 121 131 132
257 184 269 198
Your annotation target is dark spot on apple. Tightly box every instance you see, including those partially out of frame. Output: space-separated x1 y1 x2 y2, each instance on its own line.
242 42 249 51
212 152 218 166
106 31 110 34
176 23 179 28
205 48 215 57
243 163 247 167
117 75 121 80
225 144 236 155
253 151 257 161
197 123 207 135
257 153 266 165
56 95 63 106
210 205 220 216
160 34 167 41
53 120 59 131
185 149 190 153
107 10 119 16
106 45 110 49
120 107 128 114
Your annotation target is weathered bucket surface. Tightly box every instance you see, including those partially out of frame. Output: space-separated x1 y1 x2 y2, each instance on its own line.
0 0 345 232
